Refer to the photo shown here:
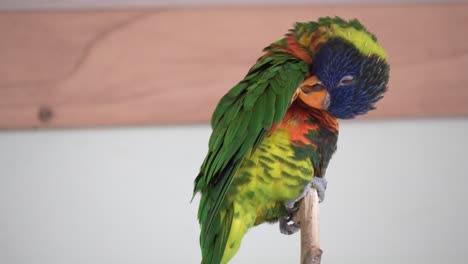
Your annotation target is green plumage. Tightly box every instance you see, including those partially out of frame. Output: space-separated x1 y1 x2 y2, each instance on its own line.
194 54 308 264
193 16 389 264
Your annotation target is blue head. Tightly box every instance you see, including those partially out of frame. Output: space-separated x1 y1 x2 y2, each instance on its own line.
298 37 390 119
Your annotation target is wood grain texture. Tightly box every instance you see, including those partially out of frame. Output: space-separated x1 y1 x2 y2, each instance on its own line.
1 5 468 129
298 189 322 264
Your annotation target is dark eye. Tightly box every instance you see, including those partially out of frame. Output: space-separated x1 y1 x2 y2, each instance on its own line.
338 75 354 86
301 83 326 94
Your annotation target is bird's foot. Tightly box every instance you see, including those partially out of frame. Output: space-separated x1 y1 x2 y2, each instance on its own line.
284 200 299 214
284 177 328 211
280 177 328 235
279 214 300 235
310 176 327 203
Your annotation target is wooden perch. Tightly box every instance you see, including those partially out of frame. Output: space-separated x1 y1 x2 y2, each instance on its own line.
296 188 322 264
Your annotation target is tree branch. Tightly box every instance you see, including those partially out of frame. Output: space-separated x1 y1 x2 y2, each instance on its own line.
296 188 322 264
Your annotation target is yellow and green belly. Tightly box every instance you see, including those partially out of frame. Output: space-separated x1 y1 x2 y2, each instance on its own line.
229 128 313 225
221 129 314 263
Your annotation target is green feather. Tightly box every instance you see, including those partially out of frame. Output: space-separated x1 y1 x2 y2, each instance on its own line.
262 89 276 127
194 53 308 264
211 82 249 127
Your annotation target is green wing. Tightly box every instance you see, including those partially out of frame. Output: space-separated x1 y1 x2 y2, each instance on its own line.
194 53 308 263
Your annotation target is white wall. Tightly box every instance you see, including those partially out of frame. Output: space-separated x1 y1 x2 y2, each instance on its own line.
0 119 467 264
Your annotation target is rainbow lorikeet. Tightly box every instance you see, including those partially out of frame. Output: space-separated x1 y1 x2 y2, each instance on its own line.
193 17 389 264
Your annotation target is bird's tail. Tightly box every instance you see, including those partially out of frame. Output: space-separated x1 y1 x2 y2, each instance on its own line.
199 200 253 264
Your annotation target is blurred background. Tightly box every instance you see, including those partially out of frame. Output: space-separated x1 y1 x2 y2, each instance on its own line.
1 1 467 264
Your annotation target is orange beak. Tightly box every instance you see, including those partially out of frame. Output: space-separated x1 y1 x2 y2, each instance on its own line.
293 75 330 110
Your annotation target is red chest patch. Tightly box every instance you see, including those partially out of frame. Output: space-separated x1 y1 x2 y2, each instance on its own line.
269 101 338 147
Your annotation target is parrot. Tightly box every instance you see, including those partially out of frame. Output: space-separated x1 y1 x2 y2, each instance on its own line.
193 16 390 264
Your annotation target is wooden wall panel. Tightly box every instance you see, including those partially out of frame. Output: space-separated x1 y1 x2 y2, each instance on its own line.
1 5 467 129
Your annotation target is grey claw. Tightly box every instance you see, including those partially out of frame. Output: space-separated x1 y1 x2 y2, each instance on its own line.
279 215 300 235
310 177 327 203
279 177 328 235
284 200 299 213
